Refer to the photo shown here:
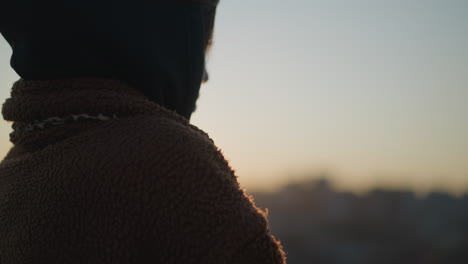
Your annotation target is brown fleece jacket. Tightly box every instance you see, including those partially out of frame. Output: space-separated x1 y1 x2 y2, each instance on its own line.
0 79 287 264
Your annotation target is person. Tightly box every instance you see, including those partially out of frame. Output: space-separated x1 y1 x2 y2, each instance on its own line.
0 0 287 263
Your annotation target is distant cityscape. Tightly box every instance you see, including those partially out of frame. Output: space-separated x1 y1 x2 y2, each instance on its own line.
251 178 468 264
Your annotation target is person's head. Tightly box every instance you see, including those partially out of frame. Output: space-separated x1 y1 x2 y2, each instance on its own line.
0 0 220 120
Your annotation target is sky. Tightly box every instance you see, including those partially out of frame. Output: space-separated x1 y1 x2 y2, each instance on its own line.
0 0 467 195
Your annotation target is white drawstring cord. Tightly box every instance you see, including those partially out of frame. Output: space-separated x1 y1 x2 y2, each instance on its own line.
17 113 119 132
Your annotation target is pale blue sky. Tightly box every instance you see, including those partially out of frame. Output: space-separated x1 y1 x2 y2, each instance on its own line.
1 0 467 195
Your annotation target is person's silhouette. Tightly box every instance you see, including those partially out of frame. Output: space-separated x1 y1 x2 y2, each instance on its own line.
0 0 287 263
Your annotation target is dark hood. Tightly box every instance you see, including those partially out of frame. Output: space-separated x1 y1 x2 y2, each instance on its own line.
0 1 211 120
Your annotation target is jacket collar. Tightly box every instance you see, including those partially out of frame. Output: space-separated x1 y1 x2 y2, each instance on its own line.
2 78 191 152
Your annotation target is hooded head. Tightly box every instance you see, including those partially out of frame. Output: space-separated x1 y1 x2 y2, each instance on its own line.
0 0 219 120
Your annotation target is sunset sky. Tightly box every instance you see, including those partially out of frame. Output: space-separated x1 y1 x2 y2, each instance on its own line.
1 0 467 195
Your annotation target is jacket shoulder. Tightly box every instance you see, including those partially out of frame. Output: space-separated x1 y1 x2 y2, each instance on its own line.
98 116 279 262
60 115 284 263
72 114 232 185
108 114 222 166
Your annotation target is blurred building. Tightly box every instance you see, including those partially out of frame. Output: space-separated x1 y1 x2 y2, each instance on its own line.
251 178 468 264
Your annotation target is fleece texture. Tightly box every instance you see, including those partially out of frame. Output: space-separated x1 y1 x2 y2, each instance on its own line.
0 79 287 264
